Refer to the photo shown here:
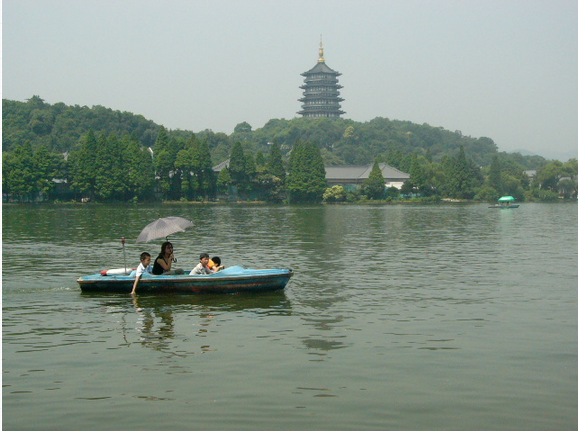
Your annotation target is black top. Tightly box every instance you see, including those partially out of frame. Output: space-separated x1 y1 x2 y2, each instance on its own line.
152 256 167 275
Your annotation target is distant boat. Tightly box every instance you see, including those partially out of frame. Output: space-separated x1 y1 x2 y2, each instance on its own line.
489 196 520 209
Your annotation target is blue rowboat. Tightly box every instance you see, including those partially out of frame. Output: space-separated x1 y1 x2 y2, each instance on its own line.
78 266 294 294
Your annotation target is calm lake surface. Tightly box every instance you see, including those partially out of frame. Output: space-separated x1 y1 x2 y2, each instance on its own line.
3 203 578 431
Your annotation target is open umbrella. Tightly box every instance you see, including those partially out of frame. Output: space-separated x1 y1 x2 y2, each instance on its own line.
498 196 516 202
135 216 194 243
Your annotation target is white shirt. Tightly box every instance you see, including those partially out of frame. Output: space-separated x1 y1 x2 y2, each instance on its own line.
189 262 213 275
136 262 152 277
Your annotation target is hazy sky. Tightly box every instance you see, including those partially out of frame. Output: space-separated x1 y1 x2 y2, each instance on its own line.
3 0 577 159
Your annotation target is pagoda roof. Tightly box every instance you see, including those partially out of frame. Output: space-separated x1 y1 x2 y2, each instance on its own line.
302 61 341 76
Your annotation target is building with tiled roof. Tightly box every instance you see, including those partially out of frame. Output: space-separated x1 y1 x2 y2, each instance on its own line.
213 161 409 190
325 164 410 190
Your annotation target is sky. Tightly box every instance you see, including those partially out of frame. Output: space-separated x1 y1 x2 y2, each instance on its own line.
2 0 577 160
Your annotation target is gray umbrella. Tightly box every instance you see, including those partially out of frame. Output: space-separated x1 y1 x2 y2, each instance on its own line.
135 216 194 243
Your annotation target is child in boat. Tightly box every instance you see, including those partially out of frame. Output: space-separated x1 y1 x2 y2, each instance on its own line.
208 256 225 272
131 252 152 295
190 253 214 275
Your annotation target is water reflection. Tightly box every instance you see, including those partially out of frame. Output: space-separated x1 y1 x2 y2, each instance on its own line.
82 291 293 357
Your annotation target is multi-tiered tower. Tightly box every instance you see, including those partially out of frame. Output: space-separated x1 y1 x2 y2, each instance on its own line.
298 39 345 118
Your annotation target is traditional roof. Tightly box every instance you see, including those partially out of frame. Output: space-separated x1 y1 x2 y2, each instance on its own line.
325 164 410 182
302 61 341 76
213 161 409 183
213 159 229 172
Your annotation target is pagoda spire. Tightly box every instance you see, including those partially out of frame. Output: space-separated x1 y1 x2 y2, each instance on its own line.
318 35 325 63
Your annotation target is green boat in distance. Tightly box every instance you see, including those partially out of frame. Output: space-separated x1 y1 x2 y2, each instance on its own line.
489 196 520 209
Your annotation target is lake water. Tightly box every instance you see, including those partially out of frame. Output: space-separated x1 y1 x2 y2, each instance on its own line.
2 203 577 431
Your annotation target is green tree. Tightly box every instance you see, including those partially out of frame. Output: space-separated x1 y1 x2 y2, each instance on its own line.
153 125 172 197
229 141 250 195
124 134 155 200
2 142 57 200
557 178 576 199
323 185 346 202
475 186 500 202
408 153 435 196
217 167 232 195
189 137 216 199
444 146 479 199
175 136 198 200
534 161 563 192
68 130 98 199
487 155 503 193
234 121 252 133
267 142 286 184
287 141 327 203
94 133 128 200
361 161 385 199
255 151 265 168
153 126 185 200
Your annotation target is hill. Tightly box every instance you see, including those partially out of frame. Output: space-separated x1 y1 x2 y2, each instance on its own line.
2 96 159 153
2 96 548 170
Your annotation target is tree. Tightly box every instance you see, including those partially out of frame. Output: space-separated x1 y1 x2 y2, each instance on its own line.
408 153 435 196
195 138 217 199
557 178 576 199
217 167 232 195
68 130 99 199
31 145 62 197
234 121 252 133
153 126 173 197
267 142 286 184
3 142 41 200
2 97 158 153
475 186 500 202
153 126 185 200
229 141 250 194
124 135 155 200
255 151 265 168
361 161 385 199
535 161 564 192
487 155 503 193
323 185 346 202
93 133 129 200
287 141 327 203
444 146 479 199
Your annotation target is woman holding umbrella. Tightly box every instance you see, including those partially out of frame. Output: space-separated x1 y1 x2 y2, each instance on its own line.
136 217 192 275
152 242 178 275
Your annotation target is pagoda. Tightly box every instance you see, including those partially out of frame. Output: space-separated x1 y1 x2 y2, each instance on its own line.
298 39 345 118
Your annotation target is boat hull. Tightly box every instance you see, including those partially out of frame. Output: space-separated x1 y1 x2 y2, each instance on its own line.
77 267 293 294
489 204 520 209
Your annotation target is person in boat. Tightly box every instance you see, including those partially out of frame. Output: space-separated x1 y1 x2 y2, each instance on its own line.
190 253 214 275
208 256 225 272
131 252 152 295
152 242 180 275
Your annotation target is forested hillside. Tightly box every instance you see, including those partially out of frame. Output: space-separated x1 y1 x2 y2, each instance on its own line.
4 96 576 204
2 96 547 169
2 96 159 153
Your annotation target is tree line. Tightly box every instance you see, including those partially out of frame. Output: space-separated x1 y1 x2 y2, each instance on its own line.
2 126 332 203
3 96 577 203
